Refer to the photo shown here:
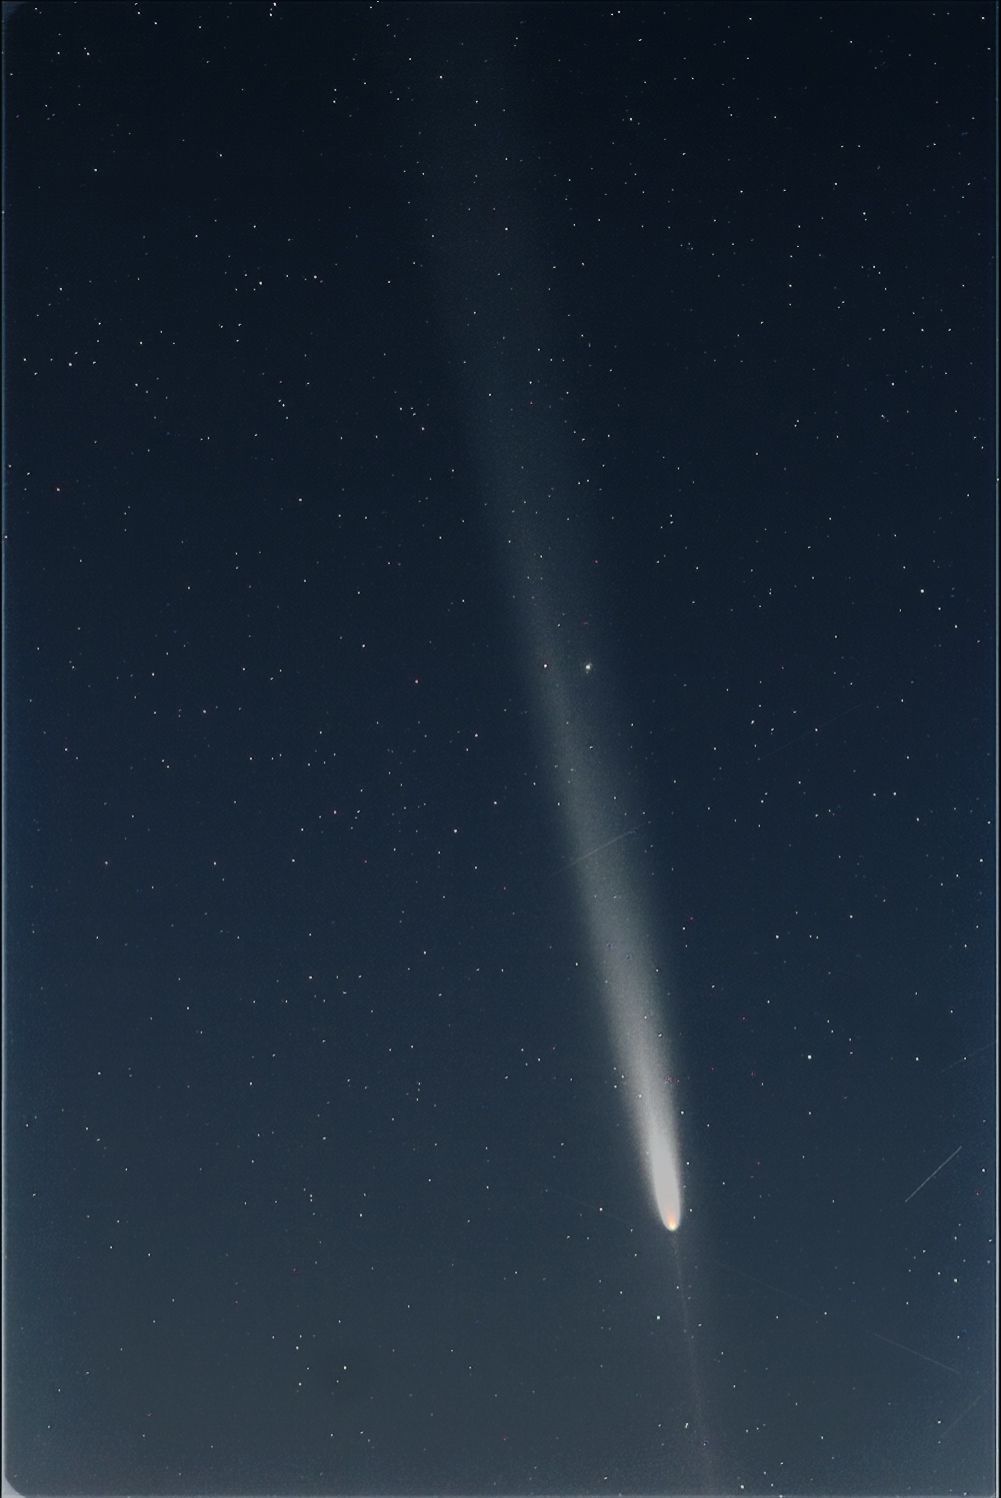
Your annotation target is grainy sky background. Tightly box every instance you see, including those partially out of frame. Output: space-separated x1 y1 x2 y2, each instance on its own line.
3 3 996 1495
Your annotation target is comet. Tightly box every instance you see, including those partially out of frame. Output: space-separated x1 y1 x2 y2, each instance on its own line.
409 61 686 1234
523 637 685 1235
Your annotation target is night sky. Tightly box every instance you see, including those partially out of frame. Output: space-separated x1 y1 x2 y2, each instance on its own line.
3 3 996 1495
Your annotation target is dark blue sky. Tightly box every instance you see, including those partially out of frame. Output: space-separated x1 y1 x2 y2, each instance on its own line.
4 3 995 1494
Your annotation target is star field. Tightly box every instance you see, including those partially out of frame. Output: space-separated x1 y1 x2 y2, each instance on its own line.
3 3 995 1495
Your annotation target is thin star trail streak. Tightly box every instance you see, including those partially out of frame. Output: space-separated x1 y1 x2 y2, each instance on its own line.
938 1395 985 1442
869 1332 963 1377
904 1145 963 1204
562 827 638 870
715 1258 966 1376
940 1043 993 1072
